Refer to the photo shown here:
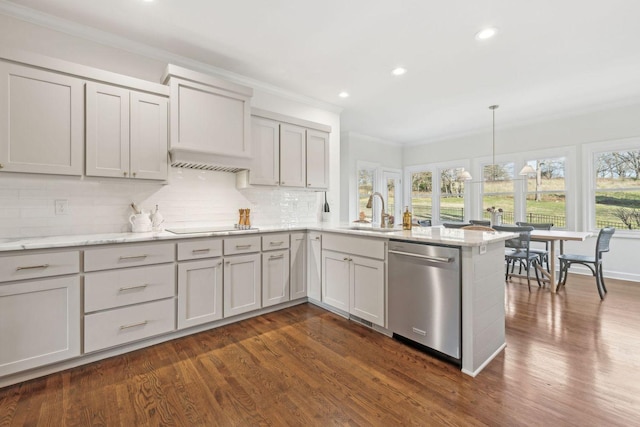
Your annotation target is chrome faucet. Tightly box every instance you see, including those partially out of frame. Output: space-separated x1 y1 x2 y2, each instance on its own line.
366 192 389 228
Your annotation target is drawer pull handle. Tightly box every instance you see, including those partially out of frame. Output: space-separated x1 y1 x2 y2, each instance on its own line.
119 284 148 292
120 320 148 330
269 254 284 260
119 254 148 260
192 248 211 254
235 244 251 249
314 236 320 240
16 264 50 271
269 241 284 246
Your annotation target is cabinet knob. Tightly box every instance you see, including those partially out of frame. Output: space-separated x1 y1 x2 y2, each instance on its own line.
307 183 311 186
0 163 3 169
123 171 127 177
132 172 137 178
281 181 285 185
275 181 279 184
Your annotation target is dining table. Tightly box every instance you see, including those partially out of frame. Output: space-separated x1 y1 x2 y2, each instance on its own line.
530 229 593 293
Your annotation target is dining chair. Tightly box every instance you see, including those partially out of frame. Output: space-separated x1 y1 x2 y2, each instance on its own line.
469 219 491 227
442 222 471 229
557 227 615 299
462 225 495 232
417 219 432 227
493 225 541 290
516 222 554 272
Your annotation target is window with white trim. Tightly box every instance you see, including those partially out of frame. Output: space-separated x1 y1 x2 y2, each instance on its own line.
481 162 515 223
522 157 568 228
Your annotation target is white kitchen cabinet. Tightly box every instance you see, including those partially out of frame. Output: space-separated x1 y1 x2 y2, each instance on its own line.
249 117 279 185
308 232 322 301
0 276 80 376
224 253 261 318
163 65 252 159
177 258 223 329
321 250 350 312
262 250 290 307
349 255 385 327
290 233 307 300
86 82 168 180
0 61 83 176
306 129 330 189
279 123 306 187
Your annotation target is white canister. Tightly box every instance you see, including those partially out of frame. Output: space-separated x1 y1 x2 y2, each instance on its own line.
129 212 152 232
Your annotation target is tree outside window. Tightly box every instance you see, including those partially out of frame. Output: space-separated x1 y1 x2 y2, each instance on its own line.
411 171 432 222
523 157 567 227
439 168 466 222
594 149 640 230
482 162 515 223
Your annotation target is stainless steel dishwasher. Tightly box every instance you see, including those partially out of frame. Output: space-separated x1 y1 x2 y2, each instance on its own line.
388 240 461 363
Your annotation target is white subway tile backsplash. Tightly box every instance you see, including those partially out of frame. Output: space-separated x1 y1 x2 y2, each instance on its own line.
0 168 320 238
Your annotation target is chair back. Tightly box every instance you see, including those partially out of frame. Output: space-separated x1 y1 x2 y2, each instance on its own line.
462 225 495 232
470 219 491 226
417 219 432 227
516 222 553 230
494 225 534 254
442 222 470 229
596 227 615 260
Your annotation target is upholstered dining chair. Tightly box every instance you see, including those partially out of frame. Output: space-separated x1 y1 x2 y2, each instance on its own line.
493 225 541 290
516 222 554 272
557 227 615 299
469 219 491 227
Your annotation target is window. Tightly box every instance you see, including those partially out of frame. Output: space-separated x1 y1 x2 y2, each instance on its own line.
593 149 640 230
439 168 466 222
523 157 567 227
357 167 376 223
410 171 432 222
482 162 515 223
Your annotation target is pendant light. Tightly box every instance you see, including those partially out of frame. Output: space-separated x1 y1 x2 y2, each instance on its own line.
488 104 499 180
519 164 536 175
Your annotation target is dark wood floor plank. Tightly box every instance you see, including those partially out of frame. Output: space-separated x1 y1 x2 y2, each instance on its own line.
1 274 640 426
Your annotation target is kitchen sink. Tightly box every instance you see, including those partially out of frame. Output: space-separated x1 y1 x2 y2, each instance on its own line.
348 226 399 233
166 226 259 234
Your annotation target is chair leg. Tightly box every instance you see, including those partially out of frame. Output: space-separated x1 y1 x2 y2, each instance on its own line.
559 260 569 288
598 263 608 294
525 263 531 291
595 264 607 299
505 259 510 281
533 260 542 287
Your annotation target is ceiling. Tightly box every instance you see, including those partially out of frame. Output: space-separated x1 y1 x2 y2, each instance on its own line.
4 0 640 144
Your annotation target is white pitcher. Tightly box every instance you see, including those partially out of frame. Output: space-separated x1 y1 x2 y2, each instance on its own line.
129 212 152 232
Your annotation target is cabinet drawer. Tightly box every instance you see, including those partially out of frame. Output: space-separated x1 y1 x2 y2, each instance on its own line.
223 236 261 255
84 264 176 313
84 298 175 353
262 233 290 251
322 234 385 260
177 238 223 261
84 243 175 272
0 251 79 283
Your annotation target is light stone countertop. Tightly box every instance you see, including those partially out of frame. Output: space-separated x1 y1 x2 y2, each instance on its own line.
0 223 513 253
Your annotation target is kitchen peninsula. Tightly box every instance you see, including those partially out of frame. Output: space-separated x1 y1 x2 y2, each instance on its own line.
0 225 511 387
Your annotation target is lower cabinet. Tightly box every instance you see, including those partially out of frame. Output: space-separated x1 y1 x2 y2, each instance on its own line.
177 258 223 329
290 233 307 300
321 250 350 312
349 255 385 327
262 249 290 307
308 232 322 301
224 253 261 317
0 276 81 376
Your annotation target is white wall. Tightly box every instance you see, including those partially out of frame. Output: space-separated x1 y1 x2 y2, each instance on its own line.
340 132 403 222
0 12 340 237
403 103 640 282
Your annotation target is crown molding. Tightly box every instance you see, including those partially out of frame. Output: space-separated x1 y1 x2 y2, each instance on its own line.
0 0 343 114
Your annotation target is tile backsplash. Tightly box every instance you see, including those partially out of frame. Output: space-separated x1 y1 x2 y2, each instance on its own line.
0 168 321 238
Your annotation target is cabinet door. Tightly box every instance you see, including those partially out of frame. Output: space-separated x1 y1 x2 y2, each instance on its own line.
290 233 307 300
350 255 385 327
178 258 223 329
170 78 251 157
321 250 350 312
249 117 279 185
262 250 290 307
223 253 261 317
130 91 168 180
279 123 306 187
0 62 83 176
306 130 330 189
85 82 130 178
0 276 80 376
308 232 322 301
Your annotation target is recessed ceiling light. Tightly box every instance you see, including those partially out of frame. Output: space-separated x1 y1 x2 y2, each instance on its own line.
391 67 407 76
339 91 349 98
475 27 498 40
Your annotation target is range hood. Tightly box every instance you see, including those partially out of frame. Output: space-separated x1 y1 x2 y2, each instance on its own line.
169 147 251 173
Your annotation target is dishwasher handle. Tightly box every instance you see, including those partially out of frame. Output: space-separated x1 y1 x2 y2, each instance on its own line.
388 249 453 264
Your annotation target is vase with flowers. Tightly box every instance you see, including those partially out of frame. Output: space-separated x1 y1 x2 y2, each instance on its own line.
486 206 503 226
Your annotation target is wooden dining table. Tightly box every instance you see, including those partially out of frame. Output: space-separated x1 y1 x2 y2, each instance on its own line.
530 230 592 293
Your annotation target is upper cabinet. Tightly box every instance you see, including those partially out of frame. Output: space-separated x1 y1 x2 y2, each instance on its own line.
0 62 84 176
238 108 331 190
85 82 168 180
163 65 253 170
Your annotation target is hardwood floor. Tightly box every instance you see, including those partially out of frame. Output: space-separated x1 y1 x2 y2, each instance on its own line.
1 274 640 426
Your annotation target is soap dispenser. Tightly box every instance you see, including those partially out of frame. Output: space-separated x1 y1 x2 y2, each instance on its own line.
402 206 412 230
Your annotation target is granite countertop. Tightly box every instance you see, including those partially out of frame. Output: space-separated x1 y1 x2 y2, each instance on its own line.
0 223 513 252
